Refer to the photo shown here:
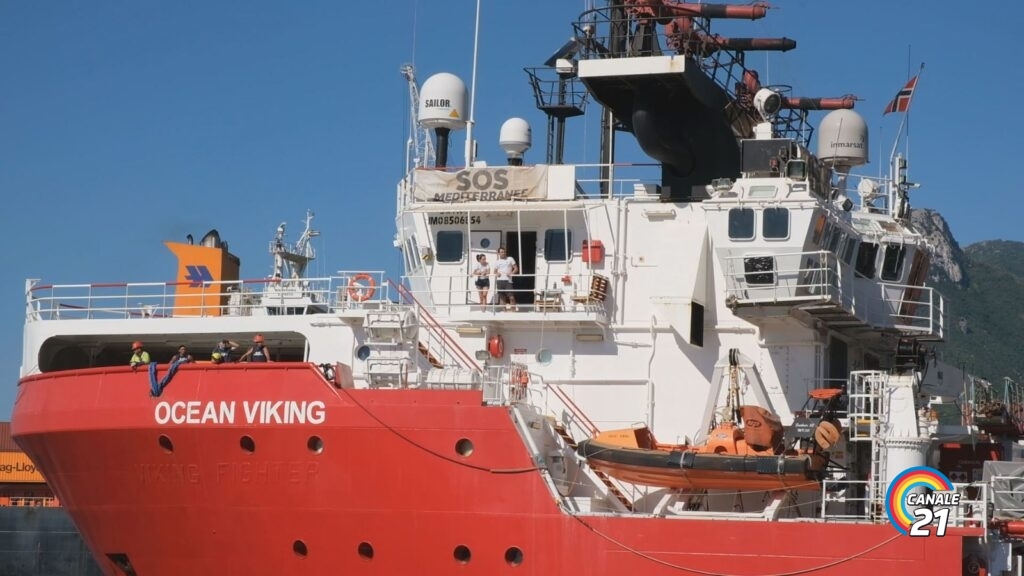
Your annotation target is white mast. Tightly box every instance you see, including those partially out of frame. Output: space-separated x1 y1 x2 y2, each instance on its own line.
464 0 481 167
402 64 435 172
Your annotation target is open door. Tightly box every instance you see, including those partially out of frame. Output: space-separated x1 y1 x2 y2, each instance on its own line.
505 231 537 306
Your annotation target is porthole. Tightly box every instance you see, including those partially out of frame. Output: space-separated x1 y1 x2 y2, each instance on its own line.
504 546 523 567
240 435 256 454
158 435 174 453
455 438 474 457
307 436 324 454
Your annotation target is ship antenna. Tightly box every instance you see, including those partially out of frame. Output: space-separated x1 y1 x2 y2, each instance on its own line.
464 0 481 167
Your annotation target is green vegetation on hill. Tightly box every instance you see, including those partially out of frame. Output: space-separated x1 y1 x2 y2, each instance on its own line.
935 240 1024 384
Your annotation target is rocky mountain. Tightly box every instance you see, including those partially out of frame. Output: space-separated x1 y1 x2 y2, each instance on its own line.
912 208 1024 384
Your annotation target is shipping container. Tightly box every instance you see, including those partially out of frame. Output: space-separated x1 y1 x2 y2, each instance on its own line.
0 452 46 483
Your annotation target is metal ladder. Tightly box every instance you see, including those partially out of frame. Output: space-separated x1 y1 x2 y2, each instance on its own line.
362 308 417 388
847 371 890 520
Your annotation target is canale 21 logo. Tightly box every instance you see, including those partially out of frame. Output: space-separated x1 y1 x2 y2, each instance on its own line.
885 466 961 537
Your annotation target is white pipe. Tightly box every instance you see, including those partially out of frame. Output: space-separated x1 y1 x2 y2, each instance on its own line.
647 315 657 428
464 0 481 167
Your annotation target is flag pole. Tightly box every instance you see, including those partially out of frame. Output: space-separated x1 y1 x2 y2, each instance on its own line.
887 109 908 169
887 62 925 168
909 44 917 161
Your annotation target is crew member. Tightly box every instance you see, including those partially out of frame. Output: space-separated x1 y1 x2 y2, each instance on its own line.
129 341 151 370
212 338 239 363
239 334 271 363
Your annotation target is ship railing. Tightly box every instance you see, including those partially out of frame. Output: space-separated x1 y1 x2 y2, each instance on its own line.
985 473 1024 539
883 282 944 338
481 362 531 405
819 478 989 533
969 377 1024 435
845 371 889 442
723 249 847 307
396 162 667 210
570 163 662 198
722 250 943 338
538 377 602 439
1 496 61 508
571 3 814 146
390 279 482 374
818 479 873 522
400 272 609 321
526 373 641 508
25 273 391 321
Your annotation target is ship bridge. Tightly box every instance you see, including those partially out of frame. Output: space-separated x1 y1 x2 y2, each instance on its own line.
703 138 944 343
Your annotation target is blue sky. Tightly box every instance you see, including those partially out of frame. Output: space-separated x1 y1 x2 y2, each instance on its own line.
2 0 1022 418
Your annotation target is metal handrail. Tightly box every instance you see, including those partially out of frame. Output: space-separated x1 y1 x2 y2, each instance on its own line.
390 280 482 373
721 249 942 336
25 272 390 321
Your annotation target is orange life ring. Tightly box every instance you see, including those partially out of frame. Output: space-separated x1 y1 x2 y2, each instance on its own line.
487 334 504 358
347 273 377 302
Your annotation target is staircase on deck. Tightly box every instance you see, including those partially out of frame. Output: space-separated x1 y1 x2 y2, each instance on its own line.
552 421 633 512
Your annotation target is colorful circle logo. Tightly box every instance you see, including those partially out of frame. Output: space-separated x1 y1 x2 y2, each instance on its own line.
884 466 955 535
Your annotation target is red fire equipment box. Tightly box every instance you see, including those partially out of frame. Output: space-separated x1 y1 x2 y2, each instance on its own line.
582 240 604 263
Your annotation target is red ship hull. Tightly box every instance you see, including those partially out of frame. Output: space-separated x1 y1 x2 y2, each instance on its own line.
13 364 977 575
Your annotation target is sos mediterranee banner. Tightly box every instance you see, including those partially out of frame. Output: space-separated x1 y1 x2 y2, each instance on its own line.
413 166 548 202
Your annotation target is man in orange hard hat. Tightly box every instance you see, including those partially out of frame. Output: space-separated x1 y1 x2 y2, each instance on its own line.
238 334 271 363
129 341 151 371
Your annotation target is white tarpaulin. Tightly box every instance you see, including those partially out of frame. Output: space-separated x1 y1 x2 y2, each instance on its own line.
413 166 549 202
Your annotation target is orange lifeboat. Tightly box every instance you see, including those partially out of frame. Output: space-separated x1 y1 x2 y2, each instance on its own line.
576 405 835 492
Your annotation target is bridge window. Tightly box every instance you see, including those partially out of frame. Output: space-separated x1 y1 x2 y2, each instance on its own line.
748 185 778 199
763 208 789 240
828 230 843 254
728 208 755 240
543 229 572 262
842 238 858 265
435 231 464 263
855 242 879 278
880 244 906 281
786 160 807 181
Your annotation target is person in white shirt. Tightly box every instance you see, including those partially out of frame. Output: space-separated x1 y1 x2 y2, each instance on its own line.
472 254 491 305
494 247 518 306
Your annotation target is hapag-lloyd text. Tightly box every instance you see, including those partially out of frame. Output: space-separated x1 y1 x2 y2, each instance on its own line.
154 400 326 425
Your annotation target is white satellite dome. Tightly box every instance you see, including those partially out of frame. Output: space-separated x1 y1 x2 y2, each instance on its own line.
418 73 468 131
816 109 868 168
499 118 532 159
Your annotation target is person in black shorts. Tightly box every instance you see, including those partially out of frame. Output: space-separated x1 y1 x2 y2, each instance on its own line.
473 254 491 305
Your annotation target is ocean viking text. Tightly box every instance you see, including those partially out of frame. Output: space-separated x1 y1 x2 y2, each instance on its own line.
154 400 327 425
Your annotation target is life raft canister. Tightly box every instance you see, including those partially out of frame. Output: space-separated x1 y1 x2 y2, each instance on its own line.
487 334 504 358
347 273 377 302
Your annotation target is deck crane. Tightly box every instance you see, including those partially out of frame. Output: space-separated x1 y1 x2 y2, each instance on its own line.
401 64 435 172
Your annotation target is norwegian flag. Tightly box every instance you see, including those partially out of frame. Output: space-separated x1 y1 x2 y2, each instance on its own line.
883 74 919 115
